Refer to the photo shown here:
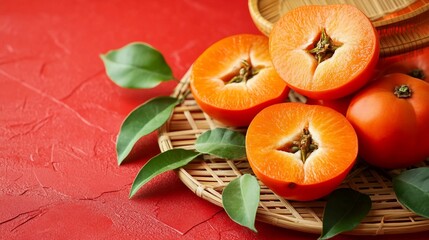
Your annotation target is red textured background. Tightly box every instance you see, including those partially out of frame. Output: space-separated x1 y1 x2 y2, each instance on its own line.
1 0 428 239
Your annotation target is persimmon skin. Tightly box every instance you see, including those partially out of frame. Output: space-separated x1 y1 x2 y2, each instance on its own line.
193 95 288 127
190 34 289 127
306 94 353 116
376 46 429 82
255 165 353 201
347 73 429 169
246 102 358 201
269 5 379 100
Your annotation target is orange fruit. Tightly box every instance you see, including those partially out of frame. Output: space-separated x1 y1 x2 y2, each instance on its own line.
190 34 289 127
306 94 353 116
346 73 429 169
246 102 358 201
269 5 379 100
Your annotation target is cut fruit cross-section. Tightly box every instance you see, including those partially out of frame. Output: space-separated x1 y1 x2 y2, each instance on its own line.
246 102 358 201
190 34 289 127
269 5 379 100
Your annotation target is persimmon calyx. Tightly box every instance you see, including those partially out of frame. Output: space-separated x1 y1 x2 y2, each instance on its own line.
408 69 425 80
297 128 318 163
308 28 342 64
394 84 412 98
280 128 318 163
228 60 260 84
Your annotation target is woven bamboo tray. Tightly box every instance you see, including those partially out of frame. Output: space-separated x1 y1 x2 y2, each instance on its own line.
158 68 429 235
248 0 429 57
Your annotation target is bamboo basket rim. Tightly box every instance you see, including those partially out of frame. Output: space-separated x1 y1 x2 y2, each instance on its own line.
248 0 429 57
158 68 429 235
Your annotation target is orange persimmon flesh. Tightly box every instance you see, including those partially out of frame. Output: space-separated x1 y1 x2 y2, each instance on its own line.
190 34 289 127
269 5 379 99
246 102 358 201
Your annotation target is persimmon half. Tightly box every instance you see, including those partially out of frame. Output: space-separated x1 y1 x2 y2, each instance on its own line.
190 34 289 127
269 5 379 100
246 102 358 201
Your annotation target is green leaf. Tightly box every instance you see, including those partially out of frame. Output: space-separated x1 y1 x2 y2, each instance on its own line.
100 42 174 88
320 188 371 239
393 167 429 218
195 128 246 159
222 174 260 232
116 96 179 165
129 149 200 198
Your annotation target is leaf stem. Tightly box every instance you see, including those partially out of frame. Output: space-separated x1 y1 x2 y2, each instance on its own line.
178 89 191 104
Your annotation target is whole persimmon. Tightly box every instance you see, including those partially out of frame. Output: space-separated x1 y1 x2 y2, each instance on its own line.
376 46 429 82
269 5 379 99
347 73 429 169
190 34 289 127
246 102 358 201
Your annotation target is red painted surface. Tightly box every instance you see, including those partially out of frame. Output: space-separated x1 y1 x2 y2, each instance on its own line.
1 0 428 239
